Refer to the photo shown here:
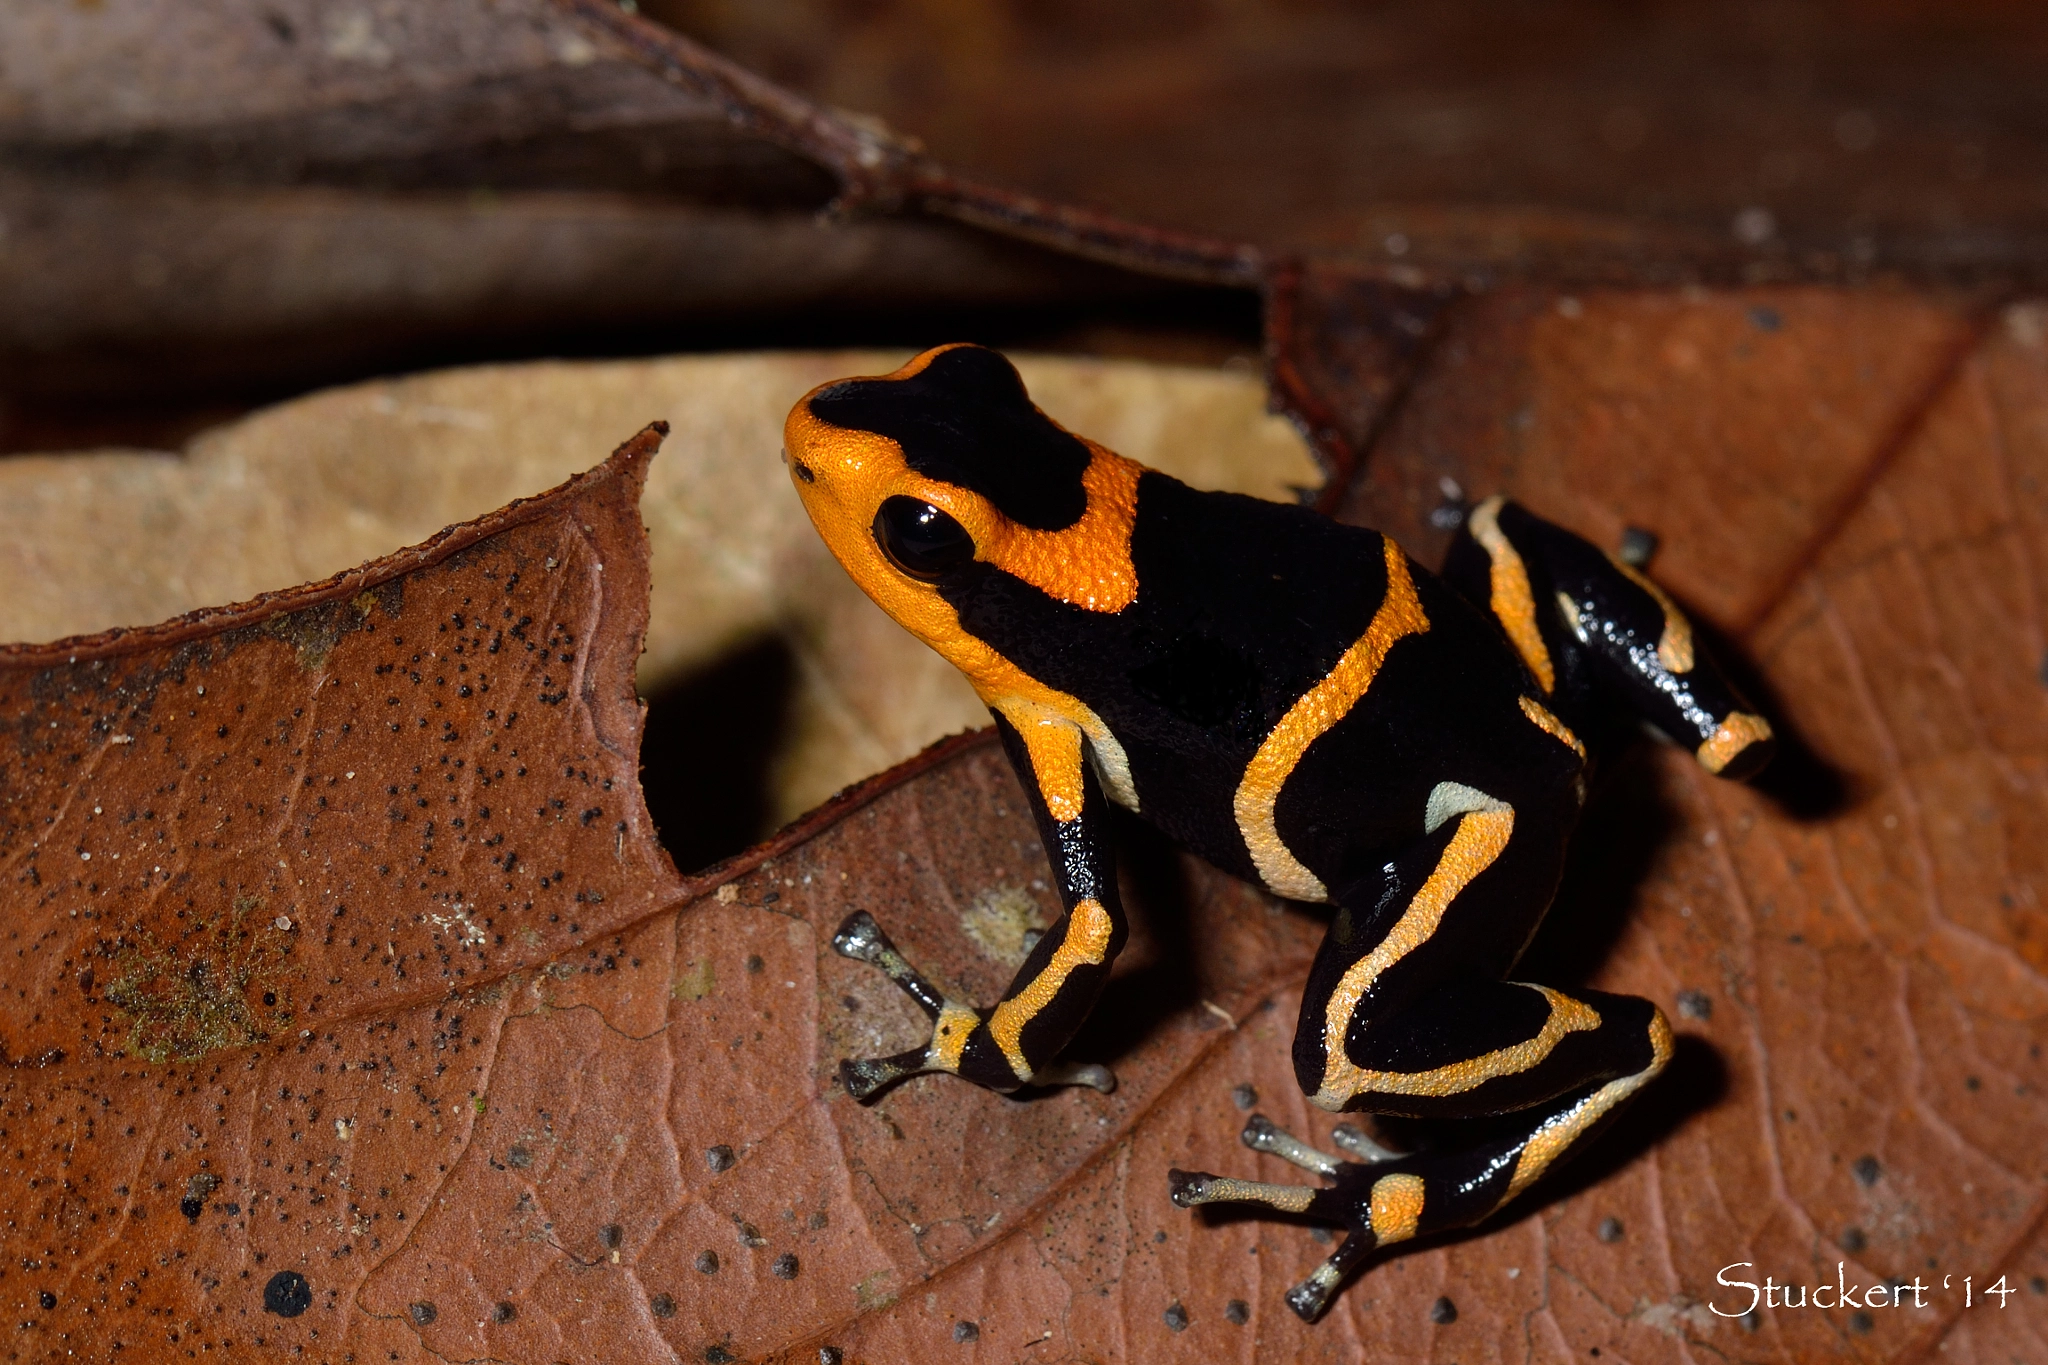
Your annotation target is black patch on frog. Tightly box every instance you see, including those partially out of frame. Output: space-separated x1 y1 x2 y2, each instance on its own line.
807 345 1091 531
1349 982 1552 1074
1127 632 1261 738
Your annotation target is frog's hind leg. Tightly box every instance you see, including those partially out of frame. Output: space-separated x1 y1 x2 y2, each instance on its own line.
1175 772 1671 1320
1443 495 1775 779
1172 993 1672 1320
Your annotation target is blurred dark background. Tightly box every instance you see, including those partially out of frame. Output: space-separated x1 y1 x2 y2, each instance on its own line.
654 0 2047 266
3 0 2043 455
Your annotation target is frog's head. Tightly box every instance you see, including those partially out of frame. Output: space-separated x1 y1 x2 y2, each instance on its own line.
784 344 1142 657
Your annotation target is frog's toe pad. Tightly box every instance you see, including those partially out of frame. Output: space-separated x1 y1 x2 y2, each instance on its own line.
831 910 889 963
1285 1260 1348 1323
837 1047 928 1102
1166 1168 1209 1208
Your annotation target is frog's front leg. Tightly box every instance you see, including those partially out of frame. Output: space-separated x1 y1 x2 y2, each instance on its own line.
833 707 1127 1101
1445 495 1776 777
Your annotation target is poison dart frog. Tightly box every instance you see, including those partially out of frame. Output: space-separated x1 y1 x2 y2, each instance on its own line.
784 343 1774 1321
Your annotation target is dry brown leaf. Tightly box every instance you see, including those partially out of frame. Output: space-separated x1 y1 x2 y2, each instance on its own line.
0 425 685 1359
0 0 1228 416
6 292 2048 1364
9 2 2047 1360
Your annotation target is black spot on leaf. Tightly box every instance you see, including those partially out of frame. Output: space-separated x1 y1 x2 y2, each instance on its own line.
263 1271 311 1317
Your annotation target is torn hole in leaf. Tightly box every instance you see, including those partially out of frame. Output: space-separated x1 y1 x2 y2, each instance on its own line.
638 633 798 872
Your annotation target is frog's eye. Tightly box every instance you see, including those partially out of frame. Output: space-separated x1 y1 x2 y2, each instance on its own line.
873 496 975 580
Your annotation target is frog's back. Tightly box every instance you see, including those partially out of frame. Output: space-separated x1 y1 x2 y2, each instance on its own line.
944 469 1569 893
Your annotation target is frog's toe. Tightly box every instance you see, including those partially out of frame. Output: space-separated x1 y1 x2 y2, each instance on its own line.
1283 1234 1375 1323
1168 1114 1349 1210
1026 1059 1117 1094
1241 1113 1342 1174
834 994 990 1102
1329 1120 1406 1163
831 911 948 1017
1166 1167 1320 1213
838 1047 932 1102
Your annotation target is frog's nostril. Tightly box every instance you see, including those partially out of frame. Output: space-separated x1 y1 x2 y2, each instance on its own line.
791 459 816 483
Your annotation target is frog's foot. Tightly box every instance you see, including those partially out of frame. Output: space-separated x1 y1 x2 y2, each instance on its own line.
832 911 978 1100
831 911 1116 1100
1167 1113 1411 1322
